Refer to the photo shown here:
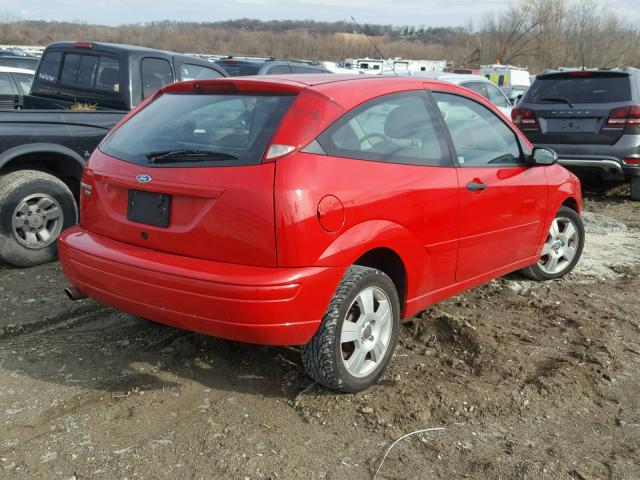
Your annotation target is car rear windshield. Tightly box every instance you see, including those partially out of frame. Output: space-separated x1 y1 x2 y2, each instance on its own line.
526 74 631 104
100 92 295 167
216 63 261 76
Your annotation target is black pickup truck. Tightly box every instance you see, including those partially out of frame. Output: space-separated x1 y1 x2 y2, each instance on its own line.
0 41 227 267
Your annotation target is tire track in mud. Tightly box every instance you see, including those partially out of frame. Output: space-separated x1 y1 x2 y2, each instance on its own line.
0 303 111 340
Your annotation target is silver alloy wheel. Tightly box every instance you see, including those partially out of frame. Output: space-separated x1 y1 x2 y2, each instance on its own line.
340 286 393 378
538 216 579 275
11 193 64 249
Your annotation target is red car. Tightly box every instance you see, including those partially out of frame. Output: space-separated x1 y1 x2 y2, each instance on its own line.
59 75 584 392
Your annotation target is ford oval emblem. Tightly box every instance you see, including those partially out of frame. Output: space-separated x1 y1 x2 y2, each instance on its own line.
136 173 152 184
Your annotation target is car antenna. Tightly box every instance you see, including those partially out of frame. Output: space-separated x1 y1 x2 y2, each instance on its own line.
350 16 398 76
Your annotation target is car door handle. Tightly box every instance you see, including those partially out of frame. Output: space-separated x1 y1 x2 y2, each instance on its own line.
466 181 487 191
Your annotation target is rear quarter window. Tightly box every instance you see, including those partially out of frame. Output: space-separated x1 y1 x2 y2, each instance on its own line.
527 75 632 104
141 58 174 98
317 90 450 166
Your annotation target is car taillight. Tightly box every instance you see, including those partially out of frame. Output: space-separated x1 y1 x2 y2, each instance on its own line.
73 41 92 49
264 144 295 160
623 158 640 165
606 106 640 128
511 107 539 131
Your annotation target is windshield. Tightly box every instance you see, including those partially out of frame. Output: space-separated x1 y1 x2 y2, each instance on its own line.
100 92 295 167
526 75 631 104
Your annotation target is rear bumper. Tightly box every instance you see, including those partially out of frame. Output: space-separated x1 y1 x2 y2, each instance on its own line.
58 226 344 346
536 141 640 177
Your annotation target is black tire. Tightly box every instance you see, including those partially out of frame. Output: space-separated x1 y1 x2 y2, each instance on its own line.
301 265 400 393
0 170 78 267
520 206 585 281
631 176 640 201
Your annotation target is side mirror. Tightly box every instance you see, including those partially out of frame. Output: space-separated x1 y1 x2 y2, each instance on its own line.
532 147 558 166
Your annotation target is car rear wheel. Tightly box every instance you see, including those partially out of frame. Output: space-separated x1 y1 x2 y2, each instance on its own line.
521 206 584 281
301 265 400 393
0 170 78 267
631 176 640 201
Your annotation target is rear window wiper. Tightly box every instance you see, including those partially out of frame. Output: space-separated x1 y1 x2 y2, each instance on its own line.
147 150 238 163
538 97 574 108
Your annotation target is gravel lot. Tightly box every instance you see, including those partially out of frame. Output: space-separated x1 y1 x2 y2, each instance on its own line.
1 186 639 480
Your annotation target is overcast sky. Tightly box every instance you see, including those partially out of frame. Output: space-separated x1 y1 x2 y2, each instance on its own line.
3 0 640 27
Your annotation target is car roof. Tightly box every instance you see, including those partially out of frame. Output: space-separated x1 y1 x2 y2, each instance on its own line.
46 41 186 56
163 74 474 104
0 65 35 74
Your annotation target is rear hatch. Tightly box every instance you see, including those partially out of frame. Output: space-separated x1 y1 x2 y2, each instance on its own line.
516 71 635 145
81 85 297 267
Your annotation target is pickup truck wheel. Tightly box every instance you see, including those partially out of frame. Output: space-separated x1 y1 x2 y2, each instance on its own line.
0 170 78 267
631 176 640 201
521 206 584 281
301 266 400 392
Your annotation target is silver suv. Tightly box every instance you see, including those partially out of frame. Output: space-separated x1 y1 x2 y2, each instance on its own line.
513 68 640 200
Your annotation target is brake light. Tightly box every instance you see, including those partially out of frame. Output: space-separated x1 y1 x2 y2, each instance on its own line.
73 41 92 49
606 106 640 128
569 71 591 77
623 158 640 165
511 107 539 131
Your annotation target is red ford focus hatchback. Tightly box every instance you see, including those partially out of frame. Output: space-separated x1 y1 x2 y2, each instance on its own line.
59 75 584 392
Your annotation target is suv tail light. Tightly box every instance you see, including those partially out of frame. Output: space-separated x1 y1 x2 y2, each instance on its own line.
606 106 640 129
511 108 540 131
623 158 640 165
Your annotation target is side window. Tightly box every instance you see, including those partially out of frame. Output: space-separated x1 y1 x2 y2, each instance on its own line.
462 82 489 100
498 75 505 86
433 92 522 166
179 64 224 81
13 74 33 95
0 74 16 95
317 91 450 166
267 64 292 75
141 58 174 98
37 52 62 83
95 56 120 92
485 83 510 108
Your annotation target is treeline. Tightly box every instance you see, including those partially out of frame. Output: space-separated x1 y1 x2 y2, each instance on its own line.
1 0 639 72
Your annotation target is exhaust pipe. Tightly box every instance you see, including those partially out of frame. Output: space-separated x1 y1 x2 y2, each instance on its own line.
64 286 87 301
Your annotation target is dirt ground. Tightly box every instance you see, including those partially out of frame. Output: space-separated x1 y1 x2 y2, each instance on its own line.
1 185 639 480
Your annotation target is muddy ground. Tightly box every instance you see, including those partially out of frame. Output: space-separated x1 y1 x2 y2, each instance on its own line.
1 185 639 480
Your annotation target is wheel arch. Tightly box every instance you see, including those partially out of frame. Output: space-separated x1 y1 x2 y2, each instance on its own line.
561 196 580 213
353 247 407 315
0 144 85 196
316 219 426 317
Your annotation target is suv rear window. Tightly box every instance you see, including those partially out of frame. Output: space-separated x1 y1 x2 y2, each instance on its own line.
527 75 631 104
100 93 295 167
216 62 261 76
